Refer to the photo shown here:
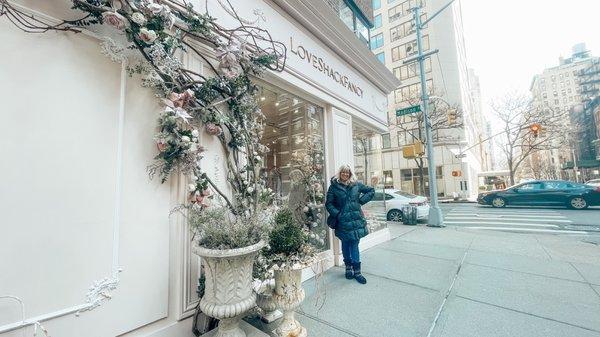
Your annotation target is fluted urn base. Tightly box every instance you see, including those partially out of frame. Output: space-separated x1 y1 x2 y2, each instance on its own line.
272 268 307 337
193 241 267 337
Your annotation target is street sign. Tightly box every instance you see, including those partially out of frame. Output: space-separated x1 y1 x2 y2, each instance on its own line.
455 153 466 159
396 105 421 116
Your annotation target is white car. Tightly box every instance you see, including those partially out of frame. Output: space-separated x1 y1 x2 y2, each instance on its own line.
363 189 430 222
586 179 600 187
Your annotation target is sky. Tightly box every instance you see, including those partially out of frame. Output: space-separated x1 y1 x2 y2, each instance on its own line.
460 0 600 119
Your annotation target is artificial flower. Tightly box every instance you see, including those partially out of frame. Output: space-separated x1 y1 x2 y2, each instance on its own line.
191 129 200 138
168 89 195 108
147 3 164 15
205 123 222 136
131 12 147 26
181 135 191 143
139 28 158 44
102 11 128 30
188 183 197 192
164 106 192 123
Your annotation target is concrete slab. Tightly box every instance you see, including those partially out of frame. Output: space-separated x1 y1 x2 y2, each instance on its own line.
359 246 458 291
454 264 600 331
295 314 356 337
300 270 441 337
387 223 419 239
431 296 600 337
465 250 584 282
571 262 600 286
399 227 475 249
540 238 600 265
467 232 550 259
378 239 467 261
203 321 269 337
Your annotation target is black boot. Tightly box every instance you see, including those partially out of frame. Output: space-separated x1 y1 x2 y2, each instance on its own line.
345 263 354 279
353 262 367 284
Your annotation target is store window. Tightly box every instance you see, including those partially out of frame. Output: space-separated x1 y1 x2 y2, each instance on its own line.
353 124 387 233
258 84 329 251
375 52 385 64
382 133 391 148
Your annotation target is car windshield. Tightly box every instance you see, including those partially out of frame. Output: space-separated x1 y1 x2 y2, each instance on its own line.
393 191 417 198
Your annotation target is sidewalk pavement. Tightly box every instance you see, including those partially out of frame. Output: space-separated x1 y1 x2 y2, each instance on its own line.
254 223 600 337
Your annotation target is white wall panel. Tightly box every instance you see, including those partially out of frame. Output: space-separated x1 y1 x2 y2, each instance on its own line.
0 12 171 337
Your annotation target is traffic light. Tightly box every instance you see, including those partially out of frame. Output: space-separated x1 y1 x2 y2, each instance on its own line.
529 123 542 138
447 109 458 125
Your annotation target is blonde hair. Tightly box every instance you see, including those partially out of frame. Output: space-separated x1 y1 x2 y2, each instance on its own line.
336 164 356 184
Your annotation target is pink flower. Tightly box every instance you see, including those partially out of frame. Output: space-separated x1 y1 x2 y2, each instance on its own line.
156 139 167 152
201 189 211 197
168 89 195 108
102 11 128 30
138 27 158 44
205 123 223 136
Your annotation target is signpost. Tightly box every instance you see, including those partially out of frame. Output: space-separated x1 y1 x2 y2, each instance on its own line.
396 105 421 117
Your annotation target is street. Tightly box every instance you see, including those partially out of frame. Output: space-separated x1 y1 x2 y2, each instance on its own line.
439 203 600 235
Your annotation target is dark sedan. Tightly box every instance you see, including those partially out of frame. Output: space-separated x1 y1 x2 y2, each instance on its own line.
477 180 600 209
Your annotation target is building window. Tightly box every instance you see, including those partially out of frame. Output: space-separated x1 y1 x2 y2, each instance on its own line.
370 33 384 49
391 36 429 62
382 133 391 148
373 14 382 29
388 0 426 23
376 52 385 64
393 57 431 80
373 0 381 10
394 79 433 103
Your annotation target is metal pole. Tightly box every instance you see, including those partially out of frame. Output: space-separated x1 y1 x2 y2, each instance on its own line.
414 6 444 227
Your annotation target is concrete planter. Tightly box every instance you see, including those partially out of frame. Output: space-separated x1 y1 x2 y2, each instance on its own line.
193 241 265 337
272 268 307 337
254 279 283 323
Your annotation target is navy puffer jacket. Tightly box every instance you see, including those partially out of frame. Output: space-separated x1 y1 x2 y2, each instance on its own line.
325 177 375 241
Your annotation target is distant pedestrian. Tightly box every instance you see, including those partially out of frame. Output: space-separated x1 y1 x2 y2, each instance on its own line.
325 164 374 284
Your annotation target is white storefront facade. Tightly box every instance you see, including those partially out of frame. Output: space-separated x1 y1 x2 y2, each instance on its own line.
0 1 398 337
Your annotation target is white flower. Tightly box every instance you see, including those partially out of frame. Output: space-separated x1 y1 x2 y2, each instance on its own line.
138 28 158 44
190 175 198 181
191 129 200 137
131 12 147 26
188 184 197 192
247 187 254 194
181 136 191 143
189 143 198 152
147 3 163 15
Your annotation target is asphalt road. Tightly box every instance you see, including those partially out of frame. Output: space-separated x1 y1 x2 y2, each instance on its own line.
439 203 600 235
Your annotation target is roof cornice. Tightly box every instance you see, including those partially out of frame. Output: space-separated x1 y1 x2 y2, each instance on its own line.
269 0 401 94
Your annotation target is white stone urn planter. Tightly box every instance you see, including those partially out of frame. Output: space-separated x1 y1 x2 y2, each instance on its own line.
272 268 307 337
254 279 283 323
193 240 266 337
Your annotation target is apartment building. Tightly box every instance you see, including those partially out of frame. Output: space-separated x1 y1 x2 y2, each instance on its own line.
530 43 600 180
365 0 482 198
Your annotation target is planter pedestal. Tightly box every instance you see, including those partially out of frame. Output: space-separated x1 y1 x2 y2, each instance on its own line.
193 241 268 337
272 268 307 337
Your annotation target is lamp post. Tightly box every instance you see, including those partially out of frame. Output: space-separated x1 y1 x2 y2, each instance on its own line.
403 0 457 227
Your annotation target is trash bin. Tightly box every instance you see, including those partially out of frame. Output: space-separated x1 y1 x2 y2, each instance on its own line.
401 205 418 225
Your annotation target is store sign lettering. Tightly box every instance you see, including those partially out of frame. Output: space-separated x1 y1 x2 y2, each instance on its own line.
289 37 364 98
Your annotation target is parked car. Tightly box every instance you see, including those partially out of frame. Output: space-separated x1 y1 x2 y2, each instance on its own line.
586 179 600 187
477 180 600 209
363 189 430 222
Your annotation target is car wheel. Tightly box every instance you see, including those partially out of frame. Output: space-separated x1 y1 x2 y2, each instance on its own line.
491 197 506 208
387 209 403 222
568 197 588 210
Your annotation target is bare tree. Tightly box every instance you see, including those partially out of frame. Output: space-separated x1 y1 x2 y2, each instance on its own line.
490 93 570 185
395 88 463 195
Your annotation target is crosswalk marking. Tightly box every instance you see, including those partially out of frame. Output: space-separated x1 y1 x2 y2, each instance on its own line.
443 206 590 234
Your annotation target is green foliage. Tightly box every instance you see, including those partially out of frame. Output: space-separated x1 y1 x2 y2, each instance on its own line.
268 208 307 256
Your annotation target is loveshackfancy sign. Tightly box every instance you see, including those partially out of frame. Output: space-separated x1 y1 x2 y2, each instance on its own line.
289 37 364 98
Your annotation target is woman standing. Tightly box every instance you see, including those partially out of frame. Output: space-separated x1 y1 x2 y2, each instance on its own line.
325 164 374 284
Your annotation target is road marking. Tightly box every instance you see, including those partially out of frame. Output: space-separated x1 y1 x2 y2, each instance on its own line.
463 227 590 234
444 221 559 227
444 216 572 223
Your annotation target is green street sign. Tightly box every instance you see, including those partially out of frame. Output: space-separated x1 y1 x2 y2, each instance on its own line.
396 105 421 116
